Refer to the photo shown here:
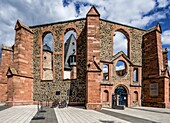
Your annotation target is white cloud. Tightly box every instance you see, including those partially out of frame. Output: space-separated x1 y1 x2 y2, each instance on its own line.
53 1 77 20
74 0 156 28
72 0 169 30
25 0 32 4
103 64 108 73
116 65 125 71
168 60 170 73
77 4 91 18
113 32 127 55
162 30 170 45
131 11 166 27
103 67 108 73
157 0 170 8
0 0 169 49
0 0 78 47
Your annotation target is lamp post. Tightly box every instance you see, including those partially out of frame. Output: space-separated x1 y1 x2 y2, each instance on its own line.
39 87 46 112
47 83 50 107
32 91 45 120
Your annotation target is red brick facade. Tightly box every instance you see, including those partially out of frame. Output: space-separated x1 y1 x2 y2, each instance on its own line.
0 6 169 109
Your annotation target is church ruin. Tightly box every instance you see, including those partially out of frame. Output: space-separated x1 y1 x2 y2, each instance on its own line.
0 6 169 109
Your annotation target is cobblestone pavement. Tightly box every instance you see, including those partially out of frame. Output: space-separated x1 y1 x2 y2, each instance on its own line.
0 105 37 123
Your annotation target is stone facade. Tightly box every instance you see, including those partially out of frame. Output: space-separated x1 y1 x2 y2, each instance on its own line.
142 24 170 108
31 18 87 105
0 46 13 103
0 6 169 109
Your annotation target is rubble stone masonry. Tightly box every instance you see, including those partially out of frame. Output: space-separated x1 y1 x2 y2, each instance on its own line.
0 6 169 109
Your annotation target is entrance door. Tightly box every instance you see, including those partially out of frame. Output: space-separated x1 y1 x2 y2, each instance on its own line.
114 86 127 106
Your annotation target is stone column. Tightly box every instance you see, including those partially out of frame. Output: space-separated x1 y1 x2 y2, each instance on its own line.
142 23 170 108
6 20 33 106
86 6 102 110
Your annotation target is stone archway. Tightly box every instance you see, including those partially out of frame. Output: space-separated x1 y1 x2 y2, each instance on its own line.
114 86 127 106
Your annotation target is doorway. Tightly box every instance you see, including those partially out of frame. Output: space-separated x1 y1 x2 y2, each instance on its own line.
114 86 127 106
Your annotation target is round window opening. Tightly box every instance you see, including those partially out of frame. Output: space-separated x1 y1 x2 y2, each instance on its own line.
116 61 127 76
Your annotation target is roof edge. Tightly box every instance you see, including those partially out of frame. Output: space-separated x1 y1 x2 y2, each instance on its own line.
100 19 146 31
29 18 86 28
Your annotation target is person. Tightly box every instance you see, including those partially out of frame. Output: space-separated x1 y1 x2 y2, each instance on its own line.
66 100 69 107
58 101 61 108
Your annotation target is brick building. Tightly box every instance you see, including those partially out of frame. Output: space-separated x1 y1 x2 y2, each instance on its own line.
0 6 169 109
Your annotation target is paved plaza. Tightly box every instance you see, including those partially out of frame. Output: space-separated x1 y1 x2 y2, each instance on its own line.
0 105 37 123
55 107 130 123
0 104 170 123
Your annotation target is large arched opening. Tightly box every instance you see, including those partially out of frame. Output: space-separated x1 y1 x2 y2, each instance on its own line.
114 86 127 106
113 30 129 57
42 32 53 80
64 29 77 79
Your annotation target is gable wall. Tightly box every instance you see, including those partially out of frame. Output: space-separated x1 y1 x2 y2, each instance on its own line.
31 19 87 103
100 20 145 66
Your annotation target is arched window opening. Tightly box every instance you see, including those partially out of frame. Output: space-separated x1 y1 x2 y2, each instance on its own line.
103 90 109 102
113 31 128 56
43 33 53 51
103 64 109 80
133 68 138 82
116 61 127 76
42 33 53 80
64 30 77 79
134 91 138 102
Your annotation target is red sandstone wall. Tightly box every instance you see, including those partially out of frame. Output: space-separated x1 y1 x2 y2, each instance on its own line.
86 7 102 110
130 87 141 106
0 83 7 103
7 76 33 106
142 26 170 108
13 28 33 77
143 31 161 77
0 47 13 103
0 48 13 82
6 21 34 106
101 86 112 107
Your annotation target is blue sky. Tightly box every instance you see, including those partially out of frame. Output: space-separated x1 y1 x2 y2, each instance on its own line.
0 0 170 68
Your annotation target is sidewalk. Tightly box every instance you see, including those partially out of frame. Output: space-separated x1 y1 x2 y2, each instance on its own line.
30 106 58 123
0 105 37 123
103 107 170 123
0 105 170 123
132 106 170 114
55 106 130 123
0 105 129 123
